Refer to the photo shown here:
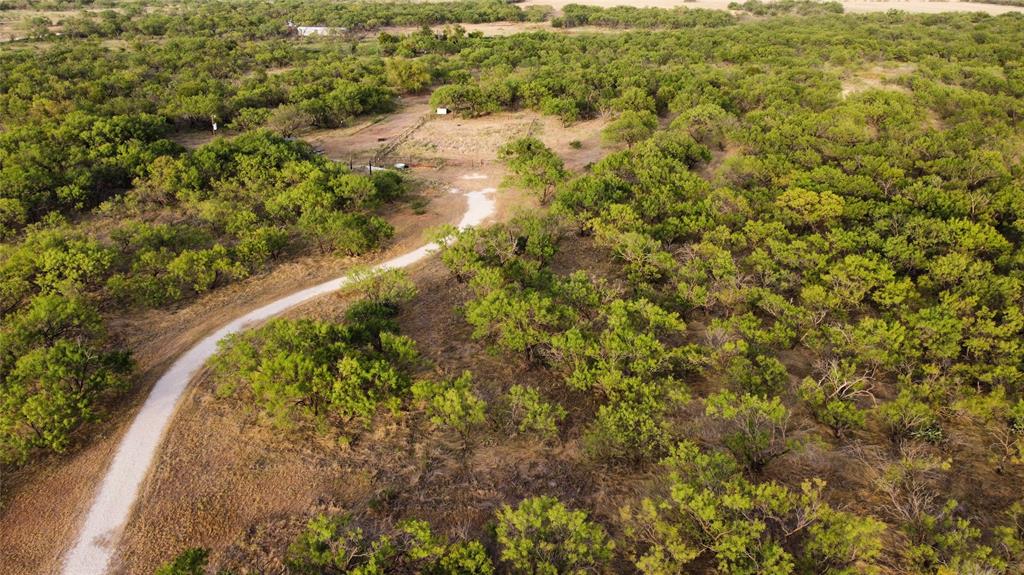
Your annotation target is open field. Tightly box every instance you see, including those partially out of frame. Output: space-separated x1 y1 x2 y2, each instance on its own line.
305 96 610 170
0 8 82 39
375 21 629 36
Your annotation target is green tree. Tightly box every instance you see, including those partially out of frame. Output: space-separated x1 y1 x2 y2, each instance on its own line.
298 209 393 255
506 384 566 440
602 110 658 147
266 104 315 137
155 548 210 575
226 107 272 131
621 441 885 575
349 268 418 308
465 274 567 363
0 295 131 463
411 371 487 439
498 137 568 204
704 390 796 472
495 496 613 575
774 187 844 230
213 315 417 428
879 388 943 445
429 84 498 117
670 103 736 149
385 58 432 94
287 514 493 575
798 359 874 437
611 87 657 114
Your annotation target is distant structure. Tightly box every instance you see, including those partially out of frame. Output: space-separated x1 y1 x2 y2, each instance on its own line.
296 26 337 36
287 20 347 37
436 107 451 115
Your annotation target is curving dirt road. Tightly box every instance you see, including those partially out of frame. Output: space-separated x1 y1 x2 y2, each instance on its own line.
61 184 497 575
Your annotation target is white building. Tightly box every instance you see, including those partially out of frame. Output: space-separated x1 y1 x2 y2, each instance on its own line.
289 21 347 36
296 26 333 36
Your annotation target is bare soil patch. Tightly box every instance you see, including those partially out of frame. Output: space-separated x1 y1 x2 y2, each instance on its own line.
169 95 433 156
168 129 220 150
841 62 917 97
0 6 163 41
376 21 625 37
306 95 434 166
0 9 85 39
398 110 609 170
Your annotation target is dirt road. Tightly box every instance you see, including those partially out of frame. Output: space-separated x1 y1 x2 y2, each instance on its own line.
60 185 496 575
5 98 598 575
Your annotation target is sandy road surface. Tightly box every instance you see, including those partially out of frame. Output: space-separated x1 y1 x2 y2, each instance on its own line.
60 184 497 575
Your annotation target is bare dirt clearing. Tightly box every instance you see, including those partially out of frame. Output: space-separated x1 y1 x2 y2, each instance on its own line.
305 96 610 171
375 21 625 37
171 94 432 158
841 62 917 97
398 110 610 170
0 8 94 39
168 130 219 150
306 95 434 165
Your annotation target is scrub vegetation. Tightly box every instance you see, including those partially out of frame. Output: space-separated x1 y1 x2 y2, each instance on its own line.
2 0 1024 573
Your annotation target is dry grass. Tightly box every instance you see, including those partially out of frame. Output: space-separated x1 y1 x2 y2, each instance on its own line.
0 8 83 39
168 129 220 150
108 231 657 574
399 109 609 169
841 62 917 97
306 95 434 166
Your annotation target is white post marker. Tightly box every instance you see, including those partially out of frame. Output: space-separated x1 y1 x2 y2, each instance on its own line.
61 183 496 575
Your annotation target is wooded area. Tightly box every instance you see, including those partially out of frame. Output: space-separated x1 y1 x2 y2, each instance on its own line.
1 0 1023 573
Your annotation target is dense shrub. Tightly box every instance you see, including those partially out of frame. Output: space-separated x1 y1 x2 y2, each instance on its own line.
495 496 614 575
212 310 418 428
